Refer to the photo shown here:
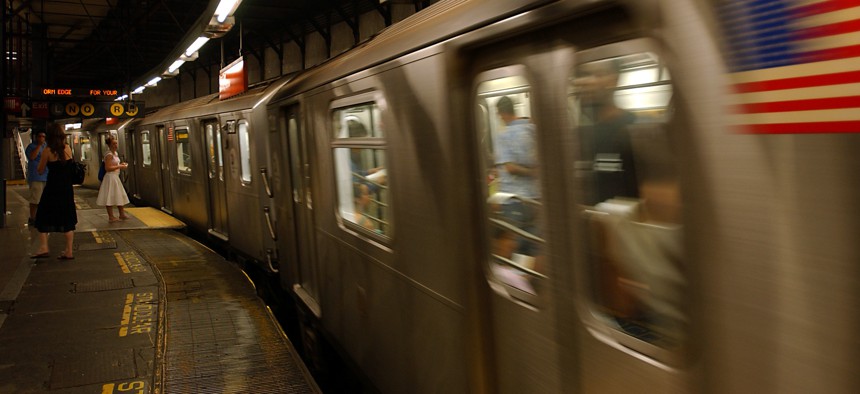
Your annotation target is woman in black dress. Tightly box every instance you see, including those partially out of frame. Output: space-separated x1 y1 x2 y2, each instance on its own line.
31 122 77 260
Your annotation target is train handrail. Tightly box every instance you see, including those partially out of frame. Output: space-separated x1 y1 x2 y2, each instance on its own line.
263 206 277 240
260 167 273 198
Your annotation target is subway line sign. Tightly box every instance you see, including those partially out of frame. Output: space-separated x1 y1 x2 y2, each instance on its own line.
49 101 144 119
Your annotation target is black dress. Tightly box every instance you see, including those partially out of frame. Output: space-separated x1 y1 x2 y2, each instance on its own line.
34 156 77 233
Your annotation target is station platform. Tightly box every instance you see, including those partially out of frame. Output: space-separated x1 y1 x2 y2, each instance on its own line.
0 185 319 393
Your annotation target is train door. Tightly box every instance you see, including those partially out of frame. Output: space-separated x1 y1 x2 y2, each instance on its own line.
273 105 320 314
157 125 173 213
124 130 138 196
204 120 229 239
568 38 689 393
470 61 561 393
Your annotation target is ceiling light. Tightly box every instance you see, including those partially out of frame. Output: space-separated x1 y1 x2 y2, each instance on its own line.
184 37 210 57
215 0 240 23
168 59 186 73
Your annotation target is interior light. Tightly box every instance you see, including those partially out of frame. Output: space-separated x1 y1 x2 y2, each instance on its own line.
132 86 145 94
146 77 162 86
185 36 210 56
115 95 128 101
168 59 186 73
215 0 240 23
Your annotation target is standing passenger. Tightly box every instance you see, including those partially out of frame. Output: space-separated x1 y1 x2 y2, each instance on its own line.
96 136 130 222
577 59 638 204
493 96 539 200
25 130 48 224
31 123 77 260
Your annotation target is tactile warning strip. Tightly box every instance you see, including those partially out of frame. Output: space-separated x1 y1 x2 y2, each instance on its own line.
74 278 135 293
118 229 318 393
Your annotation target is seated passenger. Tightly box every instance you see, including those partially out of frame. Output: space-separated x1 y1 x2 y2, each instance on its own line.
353 183 376 231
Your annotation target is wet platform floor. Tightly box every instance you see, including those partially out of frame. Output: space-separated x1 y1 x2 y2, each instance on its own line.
0 185 319 393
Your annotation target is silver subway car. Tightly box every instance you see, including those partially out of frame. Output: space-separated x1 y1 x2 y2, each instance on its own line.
106 0 860 393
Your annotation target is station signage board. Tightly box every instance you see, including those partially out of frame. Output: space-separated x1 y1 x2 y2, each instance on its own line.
219 56 247 100
48 101 144 119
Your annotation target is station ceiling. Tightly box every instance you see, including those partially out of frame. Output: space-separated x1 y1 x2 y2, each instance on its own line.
7 0 432 92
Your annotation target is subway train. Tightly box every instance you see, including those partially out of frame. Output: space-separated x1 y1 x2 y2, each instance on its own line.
67 0 860 392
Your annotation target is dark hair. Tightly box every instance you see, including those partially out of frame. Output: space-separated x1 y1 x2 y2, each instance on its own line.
496 96 514 116
105 135 116 146
46 123 67 160
347 119 368 138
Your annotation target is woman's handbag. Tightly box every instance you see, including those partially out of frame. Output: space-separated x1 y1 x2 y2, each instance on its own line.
72 160 86 185
98 160 106 182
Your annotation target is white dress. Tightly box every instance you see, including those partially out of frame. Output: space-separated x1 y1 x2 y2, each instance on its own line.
96 153 130 206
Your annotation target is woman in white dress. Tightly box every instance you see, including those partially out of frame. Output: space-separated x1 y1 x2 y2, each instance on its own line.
97 136 130 222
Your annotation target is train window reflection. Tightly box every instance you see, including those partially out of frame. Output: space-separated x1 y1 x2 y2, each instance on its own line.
206 123 216 178
238 121 251 183
141 131 151 167
476 70 546 304
176 128 191 174
332 102 391 238
81 138 91 161
572 51 685 350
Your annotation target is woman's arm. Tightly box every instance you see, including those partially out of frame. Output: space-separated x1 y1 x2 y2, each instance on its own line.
37 147 51 174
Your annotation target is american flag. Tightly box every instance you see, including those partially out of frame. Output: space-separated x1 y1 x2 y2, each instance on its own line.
719 0 860 134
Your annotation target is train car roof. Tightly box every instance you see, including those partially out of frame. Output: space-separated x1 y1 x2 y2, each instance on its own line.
270 0 549 103
140 75 294 125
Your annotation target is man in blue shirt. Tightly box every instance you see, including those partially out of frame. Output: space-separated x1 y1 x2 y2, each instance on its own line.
493 96 539 200
25 130 49 224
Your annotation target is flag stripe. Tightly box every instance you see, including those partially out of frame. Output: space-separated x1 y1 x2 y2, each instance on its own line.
731 95 860 113
794 5 860 28
730 57 858 83
797 17 860 38
734 121 860 134
732 82 860 103
733 69 860 92
728 108 860 124
793 0 859 18
800 42 860 62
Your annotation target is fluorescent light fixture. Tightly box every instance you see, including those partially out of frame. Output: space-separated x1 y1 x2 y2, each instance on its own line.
185 37 210 56
168 59 186 73
146 77 162 86
64 123 82 130
215 0 240 23
115 95 128 101
132 86 145 94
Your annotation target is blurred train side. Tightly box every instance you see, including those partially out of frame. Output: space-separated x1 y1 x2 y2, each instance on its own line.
74 0 860 393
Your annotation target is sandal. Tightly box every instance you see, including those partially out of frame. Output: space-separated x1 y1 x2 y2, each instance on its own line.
30 252 50 259
119 215 129 220
57 254 75 260
109 217 120 223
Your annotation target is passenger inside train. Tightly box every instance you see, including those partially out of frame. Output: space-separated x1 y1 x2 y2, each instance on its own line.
573 52 685 347
334 105 391 236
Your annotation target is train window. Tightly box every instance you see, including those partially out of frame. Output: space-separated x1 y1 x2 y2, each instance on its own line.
206 123 217 179
216 127 224 181
141 131 152 167
571 49 685 351
176 128 191 174
476 68 546 304
331 102 391 238
80 137 91 161
238 121 251 183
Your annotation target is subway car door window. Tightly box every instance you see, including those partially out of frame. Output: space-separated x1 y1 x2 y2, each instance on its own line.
141 131 152 167
238 121 251 184
331 101 391 238
476 68 547 305
571 46 686 359
176 128 191 174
